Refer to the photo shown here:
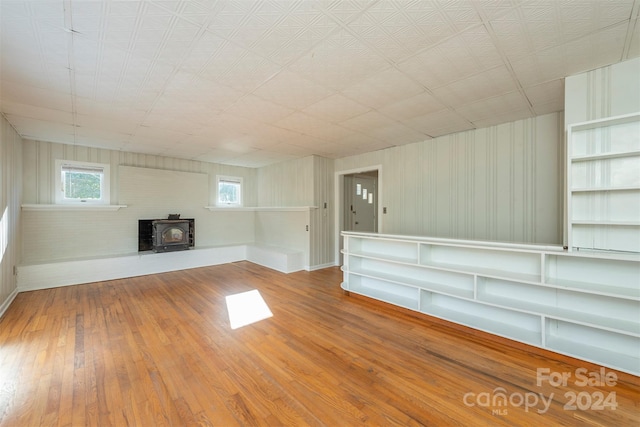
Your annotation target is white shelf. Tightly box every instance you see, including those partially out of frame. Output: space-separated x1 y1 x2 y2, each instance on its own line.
420 292 542 346
570 220 640 226
567 112 640 254
348 251 417 265
420 243 542 283
546 320 640 375
344 274 419 311
571 186 639 192
341 232 640 376
22 204 127 211
477 291 640 336
543 277 640 300
571 150 640 162
348 265 474 299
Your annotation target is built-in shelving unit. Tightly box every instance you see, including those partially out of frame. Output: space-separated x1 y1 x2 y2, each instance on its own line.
341 231 640 376
567 112 640 253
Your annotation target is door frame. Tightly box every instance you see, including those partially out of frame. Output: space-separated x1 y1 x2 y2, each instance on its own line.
334 164 383 265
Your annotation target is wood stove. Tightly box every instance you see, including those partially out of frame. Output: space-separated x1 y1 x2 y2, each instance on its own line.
138 218 194 252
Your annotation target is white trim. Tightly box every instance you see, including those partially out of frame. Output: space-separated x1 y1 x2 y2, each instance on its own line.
334 165 383 266
16 244 307 291
55 159 111 205
306 262 337 271
216 174 243 207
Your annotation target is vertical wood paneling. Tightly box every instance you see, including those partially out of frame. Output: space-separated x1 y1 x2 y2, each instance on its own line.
21 139 258 207
336 112 564 245
565 57 640 126
311 156 334 267
257 156 314 206
21 141 259 263
257 155 334 268
473 130 488 240
0 114 23 311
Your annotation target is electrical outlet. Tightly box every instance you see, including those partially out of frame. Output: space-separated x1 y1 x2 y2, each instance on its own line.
306 225 309 231
383 207 387 214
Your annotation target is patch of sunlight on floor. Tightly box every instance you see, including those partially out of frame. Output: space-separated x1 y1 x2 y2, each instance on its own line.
225 289 273 330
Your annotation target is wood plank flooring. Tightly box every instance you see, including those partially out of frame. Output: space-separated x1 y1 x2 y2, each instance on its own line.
0 261 638 426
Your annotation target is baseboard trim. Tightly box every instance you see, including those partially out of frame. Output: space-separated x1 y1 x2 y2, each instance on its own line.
306 262 337 271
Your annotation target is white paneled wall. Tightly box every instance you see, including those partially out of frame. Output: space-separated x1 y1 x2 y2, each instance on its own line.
335 112 564 245
565 57 640 126
256 155 335 267
0 115 22 315
21 141 258 263
254 210 310 266
21 139 258 206
257 156 315 206
311 156 334 268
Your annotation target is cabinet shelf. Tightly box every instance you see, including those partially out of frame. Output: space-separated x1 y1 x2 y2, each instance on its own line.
543 277 640 300
341 232 640 376
420 292 542 346
567 112 640 253
347 251 418 265
347 237 419 264
427 261 541 283
571 186 639 193
546 320 640 374
545 253 640 300
420 243 542 283
348 266 474 299
344 274 419 311
570 220 640 226
571 150 640 162
479 293 639 336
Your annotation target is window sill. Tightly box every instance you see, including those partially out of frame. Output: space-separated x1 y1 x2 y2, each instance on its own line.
22 204 127 212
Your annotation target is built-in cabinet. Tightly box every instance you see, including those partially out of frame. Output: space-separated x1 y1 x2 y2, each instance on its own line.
567 112 640 253
341 232 640 376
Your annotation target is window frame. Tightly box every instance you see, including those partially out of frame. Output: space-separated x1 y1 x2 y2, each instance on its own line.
55 159 111 204
216 175 243 207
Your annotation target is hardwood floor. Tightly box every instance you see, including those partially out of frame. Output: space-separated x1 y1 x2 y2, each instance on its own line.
1 261 638 426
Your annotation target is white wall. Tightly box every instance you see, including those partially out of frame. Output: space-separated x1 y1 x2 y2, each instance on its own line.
565 57 640 126
21 140 257 263
22 139 259 206
0 115 22 315
257 156 315 206
335 112 564 245
256 155 335 267
310 156 334 268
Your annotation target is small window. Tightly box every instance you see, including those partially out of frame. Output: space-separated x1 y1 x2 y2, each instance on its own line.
217 175 242 206
55 159 110 204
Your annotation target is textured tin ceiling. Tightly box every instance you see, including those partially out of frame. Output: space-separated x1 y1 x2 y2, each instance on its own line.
1 0 638 167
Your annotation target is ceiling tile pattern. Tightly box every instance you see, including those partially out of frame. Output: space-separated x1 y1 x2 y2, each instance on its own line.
1 0 638 167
